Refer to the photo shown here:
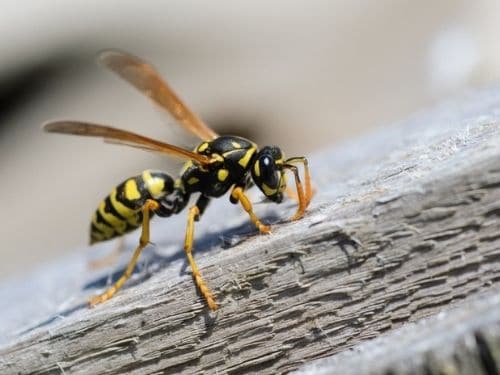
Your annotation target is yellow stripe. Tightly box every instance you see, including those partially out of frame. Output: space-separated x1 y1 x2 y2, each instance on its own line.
231 141 242 149
222 149 238 157
254 162 260 177
143 170 165 199
238 148 256 168
261 183 277 196
110 189 138 225
98 201 127 234
217 169 229 181
91 212 115 238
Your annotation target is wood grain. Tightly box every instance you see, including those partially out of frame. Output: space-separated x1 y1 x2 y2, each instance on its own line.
2 87 500 374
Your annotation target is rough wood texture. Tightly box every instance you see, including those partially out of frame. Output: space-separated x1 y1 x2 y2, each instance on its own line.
2 87 500 374
295 291 500 374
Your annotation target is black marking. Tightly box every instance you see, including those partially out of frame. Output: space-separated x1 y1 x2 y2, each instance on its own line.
95 209 114 231
91 222 105 235
115 180 142 210
89 135 305 244
104 196 127 221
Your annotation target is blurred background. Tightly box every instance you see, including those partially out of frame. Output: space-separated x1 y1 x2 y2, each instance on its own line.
1 0 499 281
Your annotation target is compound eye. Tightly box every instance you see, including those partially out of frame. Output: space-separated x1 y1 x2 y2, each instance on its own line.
258 156 272 177
259 155 279 186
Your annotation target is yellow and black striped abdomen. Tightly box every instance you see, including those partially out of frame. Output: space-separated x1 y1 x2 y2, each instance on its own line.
90 170 174 244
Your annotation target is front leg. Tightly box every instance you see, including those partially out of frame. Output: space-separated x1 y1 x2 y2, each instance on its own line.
230 186 271 234
283 164 308 221
284 156 313 221
286 157 312 205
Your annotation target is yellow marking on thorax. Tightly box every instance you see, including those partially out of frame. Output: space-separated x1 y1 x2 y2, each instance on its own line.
238 148 256 168
217 169 229 181
197 142 209 152
98 201 127 234
222 149 238 157
142 170 165 199
187 176 200 185
180 160 194 176
211 153 224 163
231 141 242 149
124 179 141 200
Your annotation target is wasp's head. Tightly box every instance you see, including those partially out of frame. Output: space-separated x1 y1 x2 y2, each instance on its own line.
251 146 286 203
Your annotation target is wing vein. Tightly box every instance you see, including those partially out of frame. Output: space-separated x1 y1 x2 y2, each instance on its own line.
98 49 218 141
43 121 210 165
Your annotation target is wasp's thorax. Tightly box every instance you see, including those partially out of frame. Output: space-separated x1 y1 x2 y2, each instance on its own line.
251 146 286 203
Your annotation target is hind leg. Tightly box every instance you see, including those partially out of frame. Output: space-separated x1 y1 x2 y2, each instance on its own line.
89 199 159 306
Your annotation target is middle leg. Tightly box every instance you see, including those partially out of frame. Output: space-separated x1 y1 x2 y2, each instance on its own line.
183 195 218 311
283 164 307 221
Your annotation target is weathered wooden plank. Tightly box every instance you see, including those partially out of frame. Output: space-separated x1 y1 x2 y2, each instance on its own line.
2 87 500 374
295 290 500 374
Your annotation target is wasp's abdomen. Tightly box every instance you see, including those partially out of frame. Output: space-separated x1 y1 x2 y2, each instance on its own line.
90 170 174 244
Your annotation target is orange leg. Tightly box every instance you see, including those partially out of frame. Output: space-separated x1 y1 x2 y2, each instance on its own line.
184 205 218 311
89 199 158 307
286 157 313 206
231 186 271 234
284 164 307 221
286 187 300 202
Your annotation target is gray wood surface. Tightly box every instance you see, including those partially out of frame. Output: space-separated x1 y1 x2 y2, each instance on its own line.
295 290 500 374
2 87 500 374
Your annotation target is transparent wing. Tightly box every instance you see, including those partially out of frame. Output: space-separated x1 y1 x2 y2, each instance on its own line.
98 49 218 141
43 121 211 165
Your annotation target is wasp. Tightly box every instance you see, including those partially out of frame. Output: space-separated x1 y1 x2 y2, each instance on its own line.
44 50 312 311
